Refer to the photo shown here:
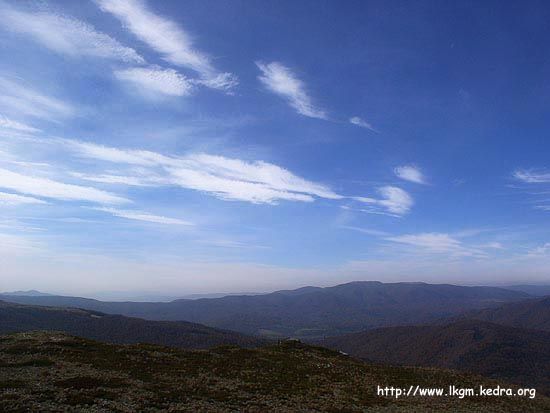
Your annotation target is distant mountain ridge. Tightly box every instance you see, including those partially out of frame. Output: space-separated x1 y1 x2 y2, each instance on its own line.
0 290 53 297
0 301 267 349
320 319 550 395
501 285 550 297
0 281 530 338
467 296 550 331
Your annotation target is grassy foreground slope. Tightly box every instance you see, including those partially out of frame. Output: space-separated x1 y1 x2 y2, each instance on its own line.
1 332 548 412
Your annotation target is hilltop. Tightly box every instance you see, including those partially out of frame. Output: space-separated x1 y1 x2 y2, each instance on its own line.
1 331 548 412
0 301 266 350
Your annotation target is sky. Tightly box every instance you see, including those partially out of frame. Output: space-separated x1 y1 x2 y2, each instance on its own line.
1 0 550 297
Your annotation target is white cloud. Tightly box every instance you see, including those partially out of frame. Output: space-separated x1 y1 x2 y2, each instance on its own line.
354 186 413 215
0 168 128 204
512 169 550 212
194 73 238 93
481 242 504 250
513 169 550 183
0 77 73 120
386 232 486 257
0 5 143 64
526 243 550 257
0 115 40 133
95 0 237 92
256 61 327 120
377 187 414 214
394 165 426 184
349 116 377 132
64 139 342 204
178 154 342 202
71 172 159 186
114 67 193 96
339 225 389 237
64 139 174 166
0 192 47 206
94 207 193 225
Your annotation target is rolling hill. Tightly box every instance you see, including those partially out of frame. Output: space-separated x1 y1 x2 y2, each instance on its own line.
320 319 550 395
468 296 550 331
0 301 266 349
501 285 550 297
1 331 548 412
0 281 530 338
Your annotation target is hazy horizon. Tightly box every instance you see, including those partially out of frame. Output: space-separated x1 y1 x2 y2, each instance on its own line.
1 0 550 294
3 278 550 301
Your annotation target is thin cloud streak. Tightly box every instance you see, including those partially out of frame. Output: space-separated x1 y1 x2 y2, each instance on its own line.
0 4 144 63
386 232 488 258
256 61 327 120
514 169 550 183
0 115 40 133
349 116 377 132
114 67 194 96
0 168 128 204
94 207 193 225
95 0 237 92
63 139 342 204
0 77 73 120
0 192 47 206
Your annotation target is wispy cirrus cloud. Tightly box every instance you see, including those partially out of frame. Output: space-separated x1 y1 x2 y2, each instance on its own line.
338 225 389 237
386 232 486 257
63 139 342 204
512 168 550 211
94 207 193 225
95 0 237 92
71 172 160 186
526 242 550 257
0 115 40 133
394 165 426 184
40 138 418 212
0 168 128 205
256 61 327 120
0 192 47 206
0 77 73 120
349 116 377 132
114 67 193 96
513 169 550 183
354 186 413 216
0 4 144 64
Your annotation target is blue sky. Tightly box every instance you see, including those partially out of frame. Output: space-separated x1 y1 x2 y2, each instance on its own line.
1 0 550 296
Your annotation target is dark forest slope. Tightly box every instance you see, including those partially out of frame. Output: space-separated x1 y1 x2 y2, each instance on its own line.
0 301 266 349
320 319 550 394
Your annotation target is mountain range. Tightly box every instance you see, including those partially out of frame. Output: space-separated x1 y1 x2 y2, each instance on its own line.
0 281 530 338
0 301 266 349
1 280 549 406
